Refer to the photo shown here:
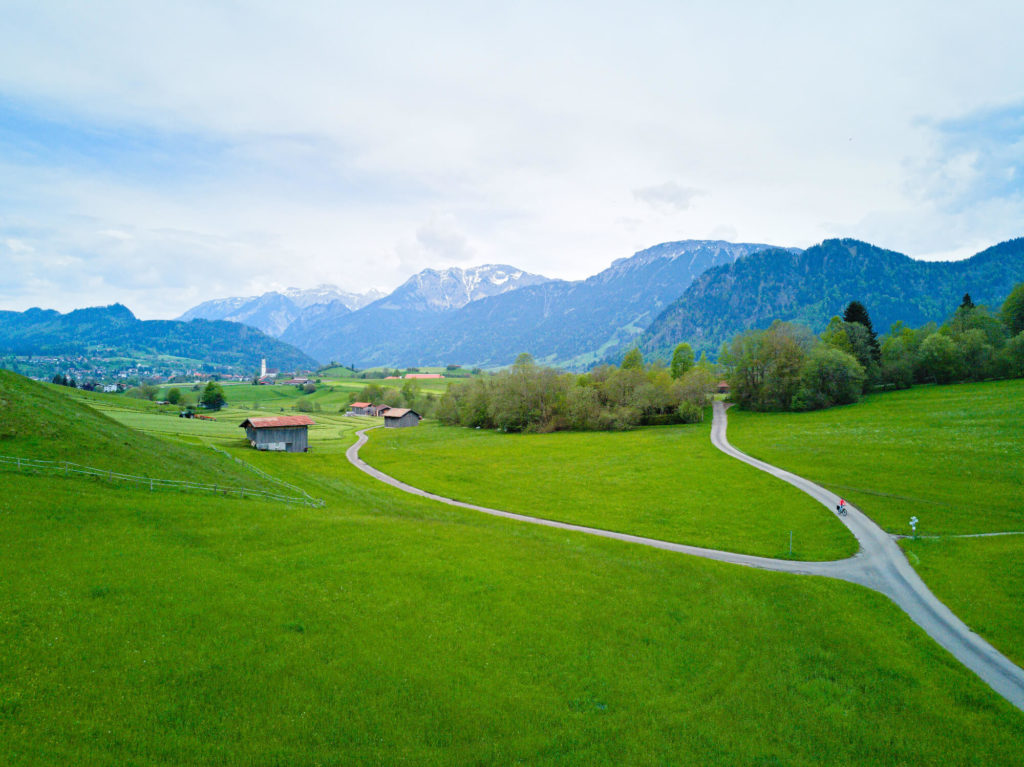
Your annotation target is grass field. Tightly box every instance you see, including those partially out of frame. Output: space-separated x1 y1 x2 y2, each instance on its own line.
3 372 1024 764
902 534 1024 669
724 379 1024 692
725 380 1024 537
361 420 856 560
0 372 277 492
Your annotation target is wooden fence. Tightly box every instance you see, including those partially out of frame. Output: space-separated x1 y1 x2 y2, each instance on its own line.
0 453 325 508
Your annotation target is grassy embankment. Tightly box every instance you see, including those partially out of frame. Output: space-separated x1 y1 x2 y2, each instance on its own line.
363 420 856 560
725 379 1024 666
2 370 1023 764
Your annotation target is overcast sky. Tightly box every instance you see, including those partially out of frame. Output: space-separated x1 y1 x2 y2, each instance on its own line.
2 1 1023 318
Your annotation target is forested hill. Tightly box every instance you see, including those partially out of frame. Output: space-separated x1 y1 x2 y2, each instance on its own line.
0 303 317 371
639 237 1024 359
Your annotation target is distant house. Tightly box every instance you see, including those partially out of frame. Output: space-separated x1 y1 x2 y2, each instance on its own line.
404 373 443 379
350 401 373 415
239 415 314 452
717 381 731 394
370 404 391 417
384 408 421 428
282 377 309 385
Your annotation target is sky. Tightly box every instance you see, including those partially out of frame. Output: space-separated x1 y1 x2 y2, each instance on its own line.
1 0 1023 318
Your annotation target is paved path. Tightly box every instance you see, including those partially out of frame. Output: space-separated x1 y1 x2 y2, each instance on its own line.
347 405 1024 712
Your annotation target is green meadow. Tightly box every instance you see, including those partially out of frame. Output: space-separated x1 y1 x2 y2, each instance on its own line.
725 379 1024 686
361 419 856 560
2 370 1024 764
724 380 1024 537
902 534 1024 669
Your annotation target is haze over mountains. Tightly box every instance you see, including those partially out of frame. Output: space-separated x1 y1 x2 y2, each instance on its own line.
172 237 1024 370
0 304 316 371
177 285 385 338
10 236 1024 375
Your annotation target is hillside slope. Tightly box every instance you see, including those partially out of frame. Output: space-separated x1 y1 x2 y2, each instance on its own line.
0 369 272 486
640 237 1024 358
0 304 317 372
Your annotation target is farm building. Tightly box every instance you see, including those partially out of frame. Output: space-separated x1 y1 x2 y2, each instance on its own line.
717 381 731 394
384 408 421 428
350 401 373 415
370 404 391 416
239 415 314 452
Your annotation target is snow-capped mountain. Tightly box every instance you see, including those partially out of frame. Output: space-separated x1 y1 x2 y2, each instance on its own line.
281 285 385 311
279 265 551 363
177 285 384 338
374 265 550 312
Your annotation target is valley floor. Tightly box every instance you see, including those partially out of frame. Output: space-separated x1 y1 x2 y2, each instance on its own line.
2 374 1023 764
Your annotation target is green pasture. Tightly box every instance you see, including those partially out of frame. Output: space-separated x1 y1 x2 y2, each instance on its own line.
4 372 1024 764
902 534 1024 669
1 378 1022 764
361 420 856 560
724 379 1024 685
724 379 1024 537
86 401 378 449
0 372 275 492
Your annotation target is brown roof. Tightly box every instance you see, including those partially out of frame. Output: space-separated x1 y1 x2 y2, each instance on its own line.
239 415 315 429
383 408 419 418
351 401 372 408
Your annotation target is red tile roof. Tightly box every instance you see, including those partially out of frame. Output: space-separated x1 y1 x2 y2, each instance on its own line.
239 415 315 429
351 402 371 408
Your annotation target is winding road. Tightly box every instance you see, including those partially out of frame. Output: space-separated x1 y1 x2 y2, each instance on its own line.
346 401 1024 712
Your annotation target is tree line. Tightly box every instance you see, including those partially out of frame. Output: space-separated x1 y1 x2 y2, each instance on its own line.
722 284 1024 411
436 282 1024 430
436 348 717 433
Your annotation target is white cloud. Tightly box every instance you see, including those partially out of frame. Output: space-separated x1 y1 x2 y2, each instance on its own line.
1 1 1024 315
633 182 705 213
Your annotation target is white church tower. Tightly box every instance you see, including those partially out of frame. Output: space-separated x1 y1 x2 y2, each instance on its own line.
260 358 267 378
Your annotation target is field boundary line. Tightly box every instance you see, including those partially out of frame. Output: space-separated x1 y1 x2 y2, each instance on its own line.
0 453 324 507
206 444 323 506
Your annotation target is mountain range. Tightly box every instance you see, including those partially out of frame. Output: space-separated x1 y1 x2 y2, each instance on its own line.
374 240 787 369
639 237 1024 359
176 241 783 368
177 285 385 338
0 304 317 372
20 235 1022 375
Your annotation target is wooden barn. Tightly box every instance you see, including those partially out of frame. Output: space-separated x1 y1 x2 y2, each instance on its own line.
383 408 421 428
350 401 373 415
239 415 314 452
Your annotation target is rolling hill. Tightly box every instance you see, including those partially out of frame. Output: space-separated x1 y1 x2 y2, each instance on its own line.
0 303 317 372
639 237 1024 359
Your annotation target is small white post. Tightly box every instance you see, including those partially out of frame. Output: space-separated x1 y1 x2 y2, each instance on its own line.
909 516 919 539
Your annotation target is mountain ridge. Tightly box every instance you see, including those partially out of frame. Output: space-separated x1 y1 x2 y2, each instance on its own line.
639 237 1024 359
0 303 317 372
